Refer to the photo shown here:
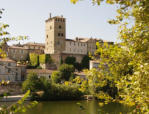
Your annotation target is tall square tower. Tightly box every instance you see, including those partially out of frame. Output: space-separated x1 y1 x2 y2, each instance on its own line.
45 15 66 54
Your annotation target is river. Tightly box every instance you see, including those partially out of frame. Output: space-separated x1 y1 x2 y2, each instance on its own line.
19 100 132 114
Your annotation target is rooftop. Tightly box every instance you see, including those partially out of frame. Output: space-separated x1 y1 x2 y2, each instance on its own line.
27 69 55 74
0 58 16 63
23 42 45 46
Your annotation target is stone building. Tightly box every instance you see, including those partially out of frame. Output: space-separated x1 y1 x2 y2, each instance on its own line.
44 15 104 64
45 16 66 54
1 14 114 68
26 69 53 79
8 46 28 61
63 39 87 55
23 42 45 54
0 58 26 82
5 42 45 62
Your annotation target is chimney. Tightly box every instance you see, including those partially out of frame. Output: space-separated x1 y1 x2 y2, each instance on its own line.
76 37 78 41
49 13 52 18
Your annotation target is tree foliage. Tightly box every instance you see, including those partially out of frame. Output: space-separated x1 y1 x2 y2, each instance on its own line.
29 53 39 67
81 55 91 69
39 54 52 64
22 72 43 92
0 9 27 58
64 56 82 71
59 64 75 81
65 56 76 65
51 71 62 83
71 0 149 113
0 9 36 113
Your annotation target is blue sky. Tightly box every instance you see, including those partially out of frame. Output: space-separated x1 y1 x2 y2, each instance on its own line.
0 0 119 44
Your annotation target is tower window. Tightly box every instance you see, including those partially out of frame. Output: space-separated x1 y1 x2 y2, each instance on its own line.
61 33 63 37
58 33 61 36
50 26 52 30
47 35 48 38
59 25 62 29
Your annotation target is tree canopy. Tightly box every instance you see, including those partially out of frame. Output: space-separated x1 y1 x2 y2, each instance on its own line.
71 0 149 113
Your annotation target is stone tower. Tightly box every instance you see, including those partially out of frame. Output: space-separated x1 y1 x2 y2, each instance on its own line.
45 14 66 54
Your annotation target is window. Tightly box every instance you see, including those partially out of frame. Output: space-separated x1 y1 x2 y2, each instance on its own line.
61 33 63 37
59 25 62 29
50 26 52 30
8 63 11 66
8 68 11 73
58 33 61 36
47 35 48 38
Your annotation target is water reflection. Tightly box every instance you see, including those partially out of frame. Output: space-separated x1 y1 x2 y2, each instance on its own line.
21 100 132 114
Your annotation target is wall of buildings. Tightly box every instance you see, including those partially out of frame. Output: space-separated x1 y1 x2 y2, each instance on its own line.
0 58 26 82
63 40 87 55
8 46 28 61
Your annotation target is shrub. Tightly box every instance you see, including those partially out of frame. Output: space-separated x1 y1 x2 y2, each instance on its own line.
39 54 52 64
74 62 82 71
47 84 84 100
29 53 39 67
81 55 91 69
51 71 62 83
59 64 75 81
64 56 76 65
22 72 50 92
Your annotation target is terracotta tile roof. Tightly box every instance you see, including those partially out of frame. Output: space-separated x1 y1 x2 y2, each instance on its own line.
26 69 55 74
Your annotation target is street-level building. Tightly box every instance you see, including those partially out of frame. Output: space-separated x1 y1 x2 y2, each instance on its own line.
0 58 26 82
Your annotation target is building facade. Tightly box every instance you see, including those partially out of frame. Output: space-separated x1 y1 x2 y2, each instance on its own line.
0 58 26 82
2 14 113 66
44 15 98 56
45 16 66 54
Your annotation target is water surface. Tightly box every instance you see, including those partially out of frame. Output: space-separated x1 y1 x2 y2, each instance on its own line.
22 100 132 114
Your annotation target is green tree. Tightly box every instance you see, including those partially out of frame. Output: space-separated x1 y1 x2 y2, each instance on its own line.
51 71 62 83
29 53 39 67
39 54 52 64
22 72 43 92
71 0 149 113
0 9 27 58
81 55 91 69
22 72 51 100
0 9 37 113
59 64 75 81
74 62 82 71
64 56 76 65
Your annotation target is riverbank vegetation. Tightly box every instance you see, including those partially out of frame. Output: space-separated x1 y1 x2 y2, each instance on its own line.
64 55 91 71
22 66 84 101
70 0 149 113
